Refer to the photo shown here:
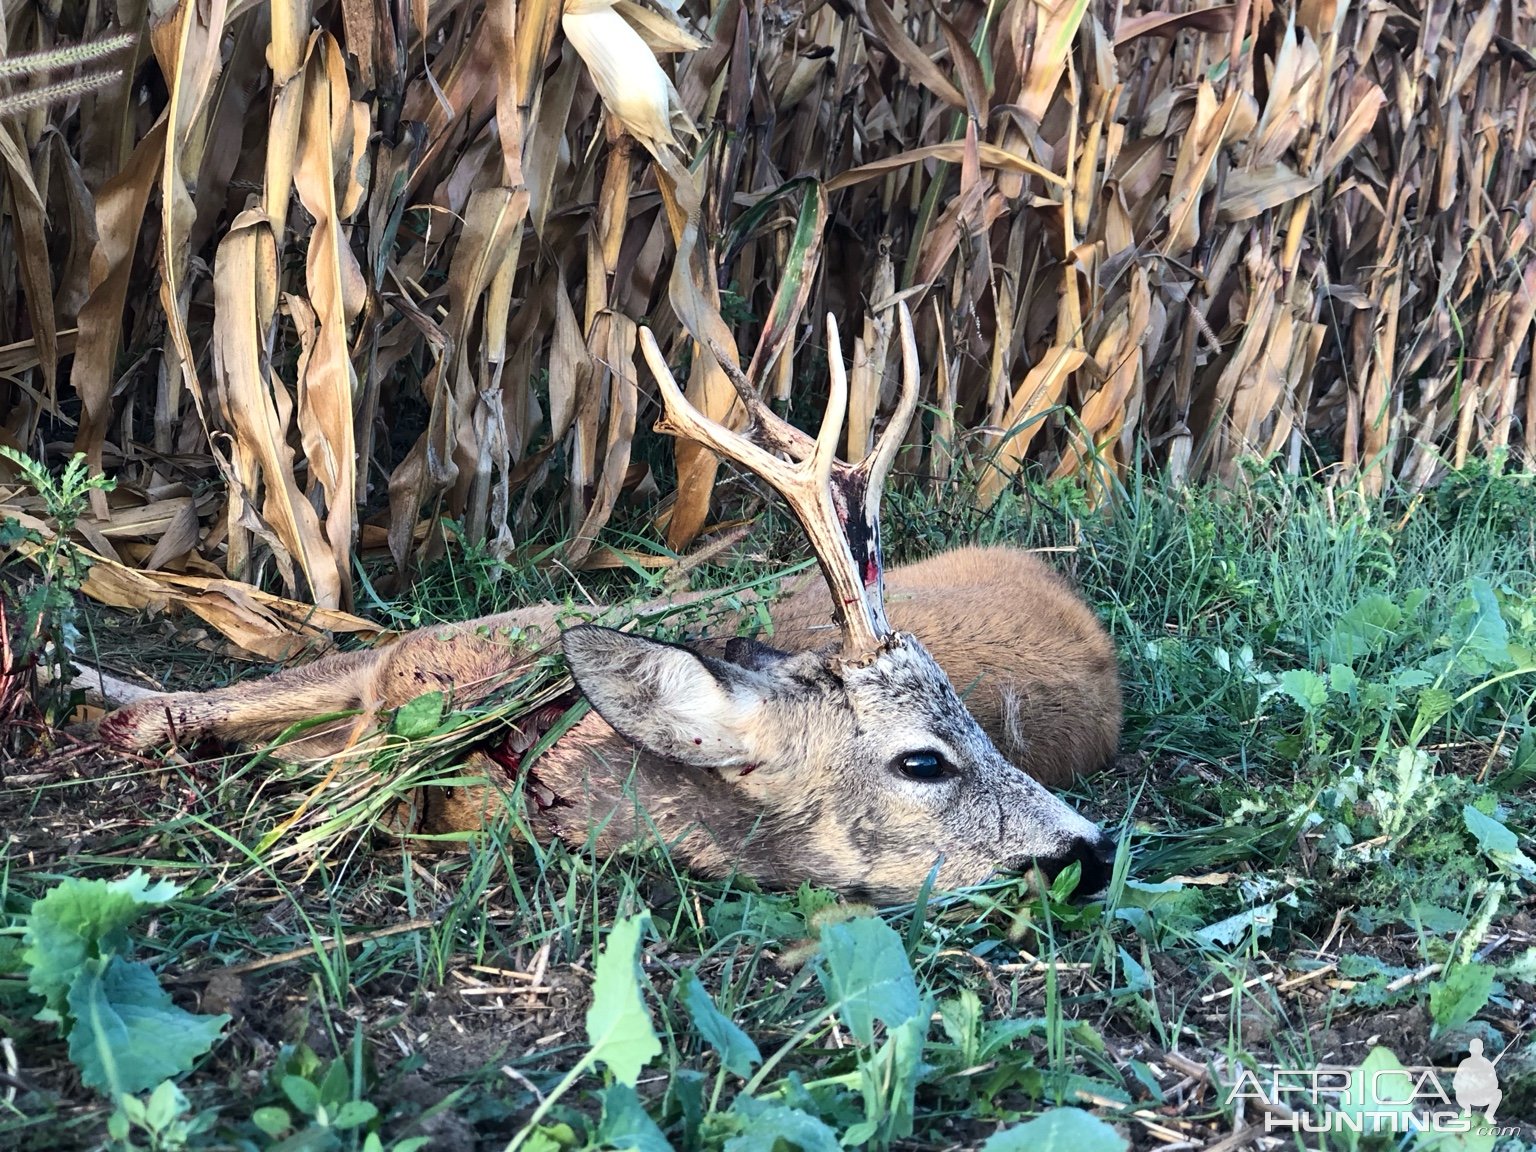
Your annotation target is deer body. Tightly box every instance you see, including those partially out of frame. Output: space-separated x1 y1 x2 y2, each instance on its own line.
96 308 1121 901
96 545 1119 900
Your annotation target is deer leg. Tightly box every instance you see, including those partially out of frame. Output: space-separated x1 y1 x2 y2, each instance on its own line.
96 648 381 752
97 610 560 755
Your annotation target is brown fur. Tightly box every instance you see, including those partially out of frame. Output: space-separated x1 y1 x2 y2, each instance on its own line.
762 547 1121 787
95 546 1121 900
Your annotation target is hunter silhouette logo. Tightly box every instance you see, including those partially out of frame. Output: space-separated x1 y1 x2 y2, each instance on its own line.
1453 1039 1501 1122
1228 1044 1517 1136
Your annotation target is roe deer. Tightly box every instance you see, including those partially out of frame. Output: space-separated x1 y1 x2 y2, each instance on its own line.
96 306 1121 902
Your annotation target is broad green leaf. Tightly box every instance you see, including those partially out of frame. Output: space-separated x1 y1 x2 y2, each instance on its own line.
596 1083 672 1152
938 989 982 1067
841 1119 878 1146
1407 903 1467 935
1117 878 1191 899
251 1106 292 1137
724 1098 840 1152
66 956 229 1095
1434 580 1513 679
1328 1044 1499 1151
279 1042 324 1081
861 1013 926 1142
677 969 760 1078
1464 805 1519 853
1323 593 1404 666
317 1057 350 1108
1049 859 1084 900
1429 963 1495 1034
330 1099 379 1129
1328 663 1360 697
1335 1047 1414 1133
393 691 445 738
522 1123 578 1152
1491 729 1536 791
671 1069 705 1152
1413 687 1456 732
1463 806 1536 882
980 1108 1128 1151
817 916 921 1045
1194 904 1275 950
1500 946 1536 981
145 1079 187 1129
1457 579 1511 669
1277 668 1328 713
978 1015 1051 1061
585 913 660 1086
1389 667 1435 690
24 871 180 1017
283 1074 322 1116
1117 946 1150 992
1413 1125 1498 1152
707 897 804 942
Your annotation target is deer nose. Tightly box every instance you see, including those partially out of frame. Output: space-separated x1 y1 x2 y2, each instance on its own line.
1040 829 1116 896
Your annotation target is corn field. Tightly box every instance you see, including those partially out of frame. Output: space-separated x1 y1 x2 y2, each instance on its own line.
1 0 1533 647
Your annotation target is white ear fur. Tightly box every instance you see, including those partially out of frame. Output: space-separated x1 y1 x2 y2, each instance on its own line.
561 626 768 769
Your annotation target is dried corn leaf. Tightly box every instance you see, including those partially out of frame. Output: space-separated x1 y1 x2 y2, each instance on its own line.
1018 0 1090 127
568 311 639 564
1115 5 1237 45
1219 164 1318 221
977 346 1088 506
291 33 369 604
863 0 965 110
0 123 56 414
826 141 1065 191
6 510 378 661
69 119 167 502
212 211 340 605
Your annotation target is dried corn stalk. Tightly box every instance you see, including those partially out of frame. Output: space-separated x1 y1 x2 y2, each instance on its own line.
0 0 1529 641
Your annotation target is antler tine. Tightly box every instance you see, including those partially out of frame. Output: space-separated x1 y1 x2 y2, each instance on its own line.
830 300 920 644
811 315 887 654
638 323 889 661
812 313 849 497
640 327 794 489
849 298 921 552
861 301 921 490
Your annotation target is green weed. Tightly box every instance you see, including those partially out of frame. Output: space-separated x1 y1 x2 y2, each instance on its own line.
0 447 115 723
12 871 228 1097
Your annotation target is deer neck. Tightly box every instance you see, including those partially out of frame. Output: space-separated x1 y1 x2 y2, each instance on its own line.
480 706 817 886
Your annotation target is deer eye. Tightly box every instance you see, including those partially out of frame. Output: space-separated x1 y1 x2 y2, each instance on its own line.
896 751 949 781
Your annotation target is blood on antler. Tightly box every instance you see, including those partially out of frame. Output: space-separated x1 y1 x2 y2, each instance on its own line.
637 302 920 663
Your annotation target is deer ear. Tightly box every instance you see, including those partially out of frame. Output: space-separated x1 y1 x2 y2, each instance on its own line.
561 626 766 768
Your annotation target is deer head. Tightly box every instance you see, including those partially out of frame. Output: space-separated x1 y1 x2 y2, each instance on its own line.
552 304 1116 900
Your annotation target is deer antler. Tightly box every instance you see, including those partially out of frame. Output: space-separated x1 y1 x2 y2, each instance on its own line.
638 302 920 662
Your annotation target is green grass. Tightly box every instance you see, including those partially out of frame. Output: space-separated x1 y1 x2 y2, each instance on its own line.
2 462 1534 1151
